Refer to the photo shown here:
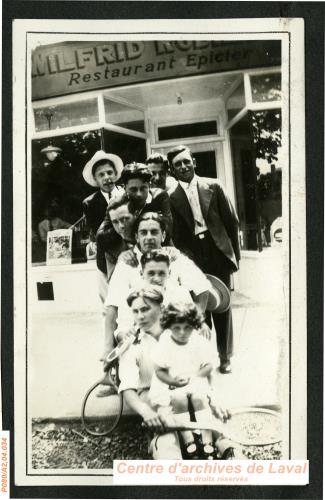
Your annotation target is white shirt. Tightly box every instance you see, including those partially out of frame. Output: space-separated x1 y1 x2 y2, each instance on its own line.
115 280 193 331
148 329 214 407
118 329 159 393
145 192 153 205
179 175 208 235
104 245 211 310
153 329 214 379
101 186 123 204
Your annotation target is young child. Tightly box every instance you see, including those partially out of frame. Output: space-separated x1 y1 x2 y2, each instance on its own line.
149 301 217 459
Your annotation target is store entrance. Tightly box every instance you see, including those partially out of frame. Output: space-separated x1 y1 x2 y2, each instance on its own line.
192 150 217 178
158 142 219 179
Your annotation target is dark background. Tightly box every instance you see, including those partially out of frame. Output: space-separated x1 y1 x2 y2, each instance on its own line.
2 2 323 499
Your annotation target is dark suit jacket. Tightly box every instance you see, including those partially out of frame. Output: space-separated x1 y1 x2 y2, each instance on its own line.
169 177 240 271
82 190 109 274
97 187 173 252
83 190 108 236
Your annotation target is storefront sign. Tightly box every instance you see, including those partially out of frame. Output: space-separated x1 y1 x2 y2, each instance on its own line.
32 40 280 100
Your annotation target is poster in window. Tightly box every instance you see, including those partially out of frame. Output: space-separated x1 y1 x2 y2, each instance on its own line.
46 229 73 265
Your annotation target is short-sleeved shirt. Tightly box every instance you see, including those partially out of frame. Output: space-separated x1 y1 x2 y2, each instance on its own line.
116 281 193 331
104 245 211 311
118 330 159 393
153 329 214 380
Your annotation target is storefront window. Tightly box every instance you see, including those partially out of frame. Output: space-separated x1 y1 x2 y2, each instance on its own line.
104 98 145 132
31 130 102 264
157 121 217 141
230 109 282 251
103 128 147 165
226 78 245 122
34 98 99 131
253 110 282 247
250 73 281 103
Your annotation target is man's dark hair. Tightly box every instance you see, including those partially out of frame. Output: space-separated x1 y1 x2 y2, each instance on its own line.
126 285 164 308
92 158 116 177
140 249 170 269
167 145 193 166
121 162 152 184
145 152 169 171
106 193 130 215
133 211 166 236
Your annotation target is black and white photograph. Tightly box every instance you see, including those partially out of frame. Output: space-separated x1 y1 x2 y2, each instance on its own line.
10 16 308 488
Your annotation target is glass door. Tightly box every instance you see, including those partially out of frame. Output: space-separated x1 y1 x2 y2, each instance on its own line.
156 141 220 179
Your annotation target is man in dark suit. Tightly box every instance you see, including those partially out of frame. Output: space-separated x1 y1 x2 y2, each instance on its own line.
82 150 124 302
167 145 240 374
97 194 136 281
98 162 173 248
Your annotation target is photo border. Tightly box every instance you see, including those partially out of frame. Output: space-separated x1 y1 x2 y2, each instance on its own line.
2 2 323 499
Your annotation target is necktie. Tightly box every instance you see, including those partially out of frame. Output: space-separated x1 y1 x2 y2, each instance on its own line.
186 183 204 228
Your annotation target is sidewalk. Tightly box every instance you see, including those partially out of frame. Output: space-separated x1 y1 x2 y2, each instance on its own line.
30 246 287 419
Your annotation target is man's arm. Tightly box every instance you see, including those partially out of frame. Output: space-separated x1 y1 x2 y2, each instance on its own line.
155 367 189 387
105 253 117 282
96 212 115 252
117 248 139 267
156 190 173 236
102 261 132 361
102 305 118 362
118 347 168 429
214 181 241 263
174 254 211 308
123 390 167 429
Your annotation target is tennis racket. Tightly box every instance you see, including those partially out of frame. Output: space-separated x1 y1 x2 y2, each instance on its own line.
166 407 282 446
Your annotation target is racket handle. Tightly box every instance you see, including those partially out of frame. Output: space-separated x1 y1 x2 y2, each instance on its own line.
105 334 136 364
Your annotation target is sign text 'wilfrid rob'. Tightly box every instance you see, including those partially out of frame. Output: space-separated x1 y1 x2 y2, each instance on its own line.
32 40 253 84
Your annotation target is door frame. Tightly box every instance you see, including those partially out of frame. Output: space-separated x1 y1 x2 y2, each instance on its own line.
151 140 226 185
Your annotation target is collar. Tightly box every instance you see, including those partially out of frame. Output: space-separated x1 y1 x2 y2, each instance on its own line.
136 327 161 343
100 186 120 203
179 175 198 190
145 192 153 205
133 245 143 264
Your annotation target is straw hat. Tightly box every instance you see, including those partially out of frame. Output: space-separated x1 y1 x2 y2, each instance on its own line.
205 274 231 313
83 150 123 187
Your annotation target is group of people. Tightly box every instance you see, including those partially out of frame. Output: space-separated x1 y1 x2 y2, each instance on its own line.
82 146 241 459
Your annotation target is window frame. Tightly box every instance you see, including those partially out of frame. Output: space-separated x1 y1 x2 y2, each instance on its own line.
225 67 282 131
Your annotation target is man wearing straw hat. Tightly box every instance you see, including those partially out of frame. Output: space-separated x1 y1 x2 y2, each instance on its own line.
82 150 124 302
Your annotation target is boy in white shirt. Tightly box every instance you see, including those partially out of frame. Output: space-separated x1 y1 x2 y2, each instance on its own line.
115 249 194 340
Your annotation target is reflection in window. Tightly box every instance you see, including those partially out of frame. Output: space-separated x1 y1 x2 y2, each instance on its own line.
230 109 282 251
158 121 217 141
34 99 99 131
103 129 147 165
250 73 281 103
104 98 145 132
252 110 282 167
226 78 245 121
31 130 102 264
